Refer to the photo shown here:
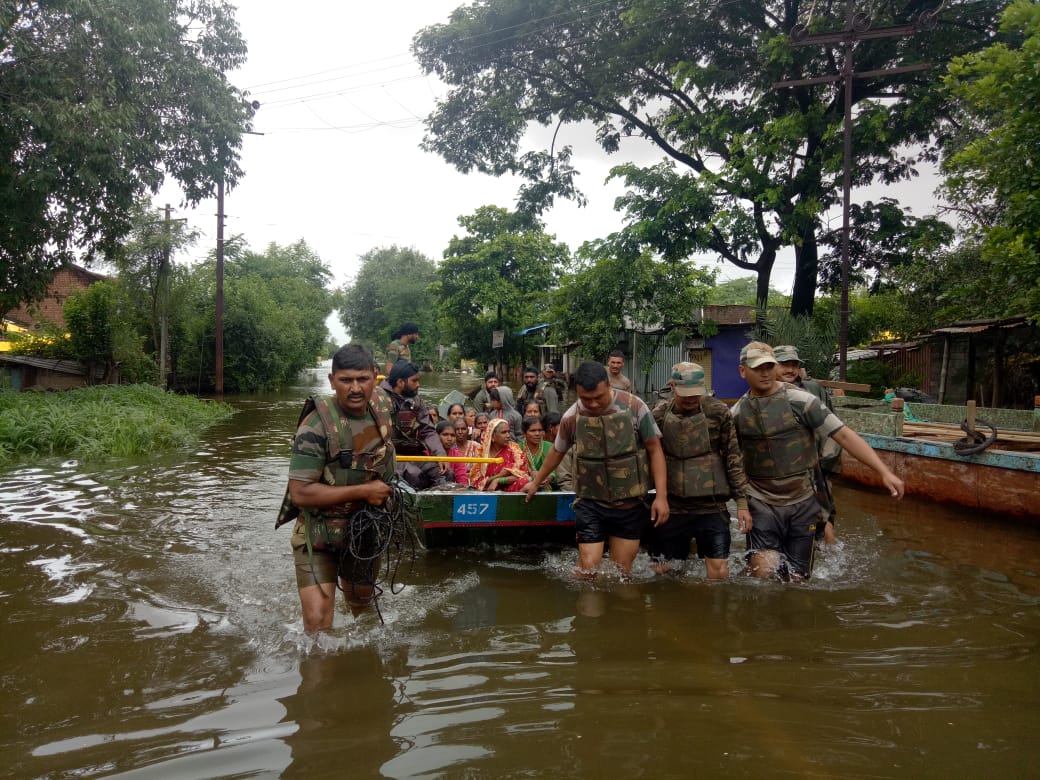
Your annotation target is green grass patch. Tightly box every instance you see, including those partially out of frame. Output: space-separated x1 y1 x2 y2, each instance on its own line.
0 384 234 466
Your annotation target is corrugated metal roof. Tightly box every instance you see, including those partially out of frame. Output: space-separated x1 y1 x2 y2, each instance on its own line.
0 354 89 375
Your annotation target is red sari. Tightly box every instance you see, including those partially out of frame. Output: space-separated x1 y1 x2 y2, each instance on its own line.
468 418 531 492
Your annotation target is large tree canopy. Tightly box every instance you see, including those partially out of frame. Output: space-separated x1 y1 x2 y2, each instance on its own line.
0 0 253 316
434 205 568 365
551 237 716 364
413 0 1001 315
942 0 1040 320
339 246 440 357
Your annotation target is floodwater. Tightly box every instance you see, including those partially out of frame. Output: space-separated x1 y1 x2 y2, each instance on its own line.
2 367 1039 778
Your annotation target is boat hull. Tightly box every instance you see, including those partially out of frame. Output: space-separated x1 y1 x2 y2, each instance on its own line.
838 433 1040 520
413 489 577 546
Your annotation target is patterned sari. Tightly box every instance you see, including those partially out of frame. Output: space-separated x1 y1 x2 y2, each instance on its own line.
468 418 531 492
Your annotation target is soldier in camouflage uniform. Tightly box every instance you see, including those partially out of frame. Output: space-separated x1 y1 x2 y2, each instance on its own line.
379 361 447 490
649 362 752 579
384 322 420 375
280 343 396 632
517 366 559 415
523 361 669 578
732 342 904 581
774 345 841 544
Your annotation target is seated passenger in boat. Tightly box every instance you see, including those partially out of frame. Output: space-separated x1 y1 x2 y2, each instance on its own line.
469 418 531 492
521 416 555 490
436 420 469 484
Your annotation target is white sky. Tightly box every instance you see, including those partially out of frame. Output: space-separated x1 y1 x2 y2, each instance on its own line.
156 1 942 341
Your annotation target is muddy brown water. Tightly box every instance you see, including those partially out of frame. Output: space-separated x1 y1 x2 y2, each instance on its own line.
2 367 1038 778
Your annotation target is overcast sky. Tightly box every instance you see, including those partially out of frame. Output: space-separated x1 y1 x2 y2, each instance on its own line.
156 1 941 341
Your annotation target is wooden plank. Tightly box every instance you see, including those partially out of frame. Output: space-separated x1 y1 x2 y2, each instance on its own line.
817 379 872 392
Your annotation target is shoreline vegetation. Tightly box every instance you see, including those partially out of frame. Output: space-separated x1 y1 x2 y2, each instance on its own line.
0 385 234 466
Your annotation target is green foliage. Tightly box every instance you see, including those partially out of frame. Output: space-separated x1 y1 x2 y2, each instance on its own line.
414 0 1002 316
0 0 253 316
844 359 893 398
0 384 233 466
551 236 716 361
817 199 956 293
753 309 839 381
64 281 116 373
942 0 1040 321
435 206 568 364
707 276 789 306
170 239 336 393
340 246 440 358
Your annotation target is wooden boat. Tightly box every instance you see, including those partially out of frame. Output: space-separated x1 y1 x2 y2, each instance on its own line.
833 396 1040 520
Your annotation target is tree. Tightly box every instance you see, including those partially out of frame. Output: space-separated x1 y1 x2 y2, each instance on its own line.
108 201 199 387
707 276 789 306
550 237 716 373
434 206 568 365
170 239 337 393
816 199 955 293
413 0 1002 315
339 246 440 357
942 0 1040 320
0 0 254 317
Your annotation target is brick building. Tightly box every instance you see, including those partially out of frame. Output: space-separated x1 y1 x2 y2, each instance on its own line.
5 264 107 331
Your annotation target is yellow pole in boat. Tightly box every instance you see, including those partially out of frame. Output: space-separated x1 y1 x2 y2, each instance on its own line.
396 455 503 464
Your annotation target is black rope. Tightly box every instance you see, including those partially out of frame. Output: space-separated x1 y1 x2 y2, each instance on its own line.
335 476 423 623
953 419 998 456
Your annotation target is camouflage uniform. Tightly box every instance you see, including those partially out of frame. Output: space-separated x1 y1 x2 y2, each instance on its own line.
608 372 632 392
385 339 411 368
377 379 446 489
555 389 659 506
554 388 661 544
517 382 559 415
647 396 748 563
277 393 396 583
731 384 844 577
652 396 748 514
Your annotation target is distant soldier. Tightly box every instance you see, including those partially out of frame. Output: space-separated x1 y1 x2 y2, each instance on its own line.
385 322 420 375
471 371 501 414
732 342 903 581
517 365 559 416
606 350 632 392
650 362 752 579
524 361 669 578
541 363 567 399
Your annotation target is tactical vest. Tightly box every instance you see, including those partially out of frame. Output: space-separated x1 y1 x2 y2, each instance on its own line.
735 390 817 480
391 400 425 455
275 395 395 551
518 385 547 416
659 403 730 498
573 407 649 503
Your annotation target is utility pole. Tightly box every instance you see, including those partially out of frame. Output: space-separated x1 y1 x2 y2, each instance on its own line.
215 178 225 399
159 204 172 389
775 1 938 379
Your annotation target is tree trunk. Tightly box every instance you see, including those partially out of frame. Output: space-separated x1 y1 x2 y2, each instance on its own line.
790 228 819 317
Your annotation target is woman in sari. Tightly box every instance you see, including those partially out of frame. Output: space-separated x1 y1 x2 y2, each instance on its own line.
469 417 531 492
521 415 555 490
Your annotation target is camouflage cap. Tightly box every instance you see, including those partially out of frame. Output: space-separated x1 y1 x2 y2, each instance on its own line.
671 362 707 396
739 342 777 368
773 345 802 364
543 363 556 372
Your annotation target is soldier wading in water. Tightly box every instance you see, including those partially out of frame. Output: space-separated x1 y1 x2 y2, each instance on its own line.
523 361 669 579
277 344 397 632
732 342 904 581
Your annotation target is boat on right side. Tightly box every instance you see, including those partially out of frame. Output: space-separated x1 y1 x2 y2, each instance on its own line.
831 394 1040 521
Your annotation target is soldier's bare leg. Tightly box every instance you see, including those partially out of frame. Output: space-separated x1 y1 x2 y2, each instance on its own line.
299 581 337 632
608 537 641 577
576 542 606 577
